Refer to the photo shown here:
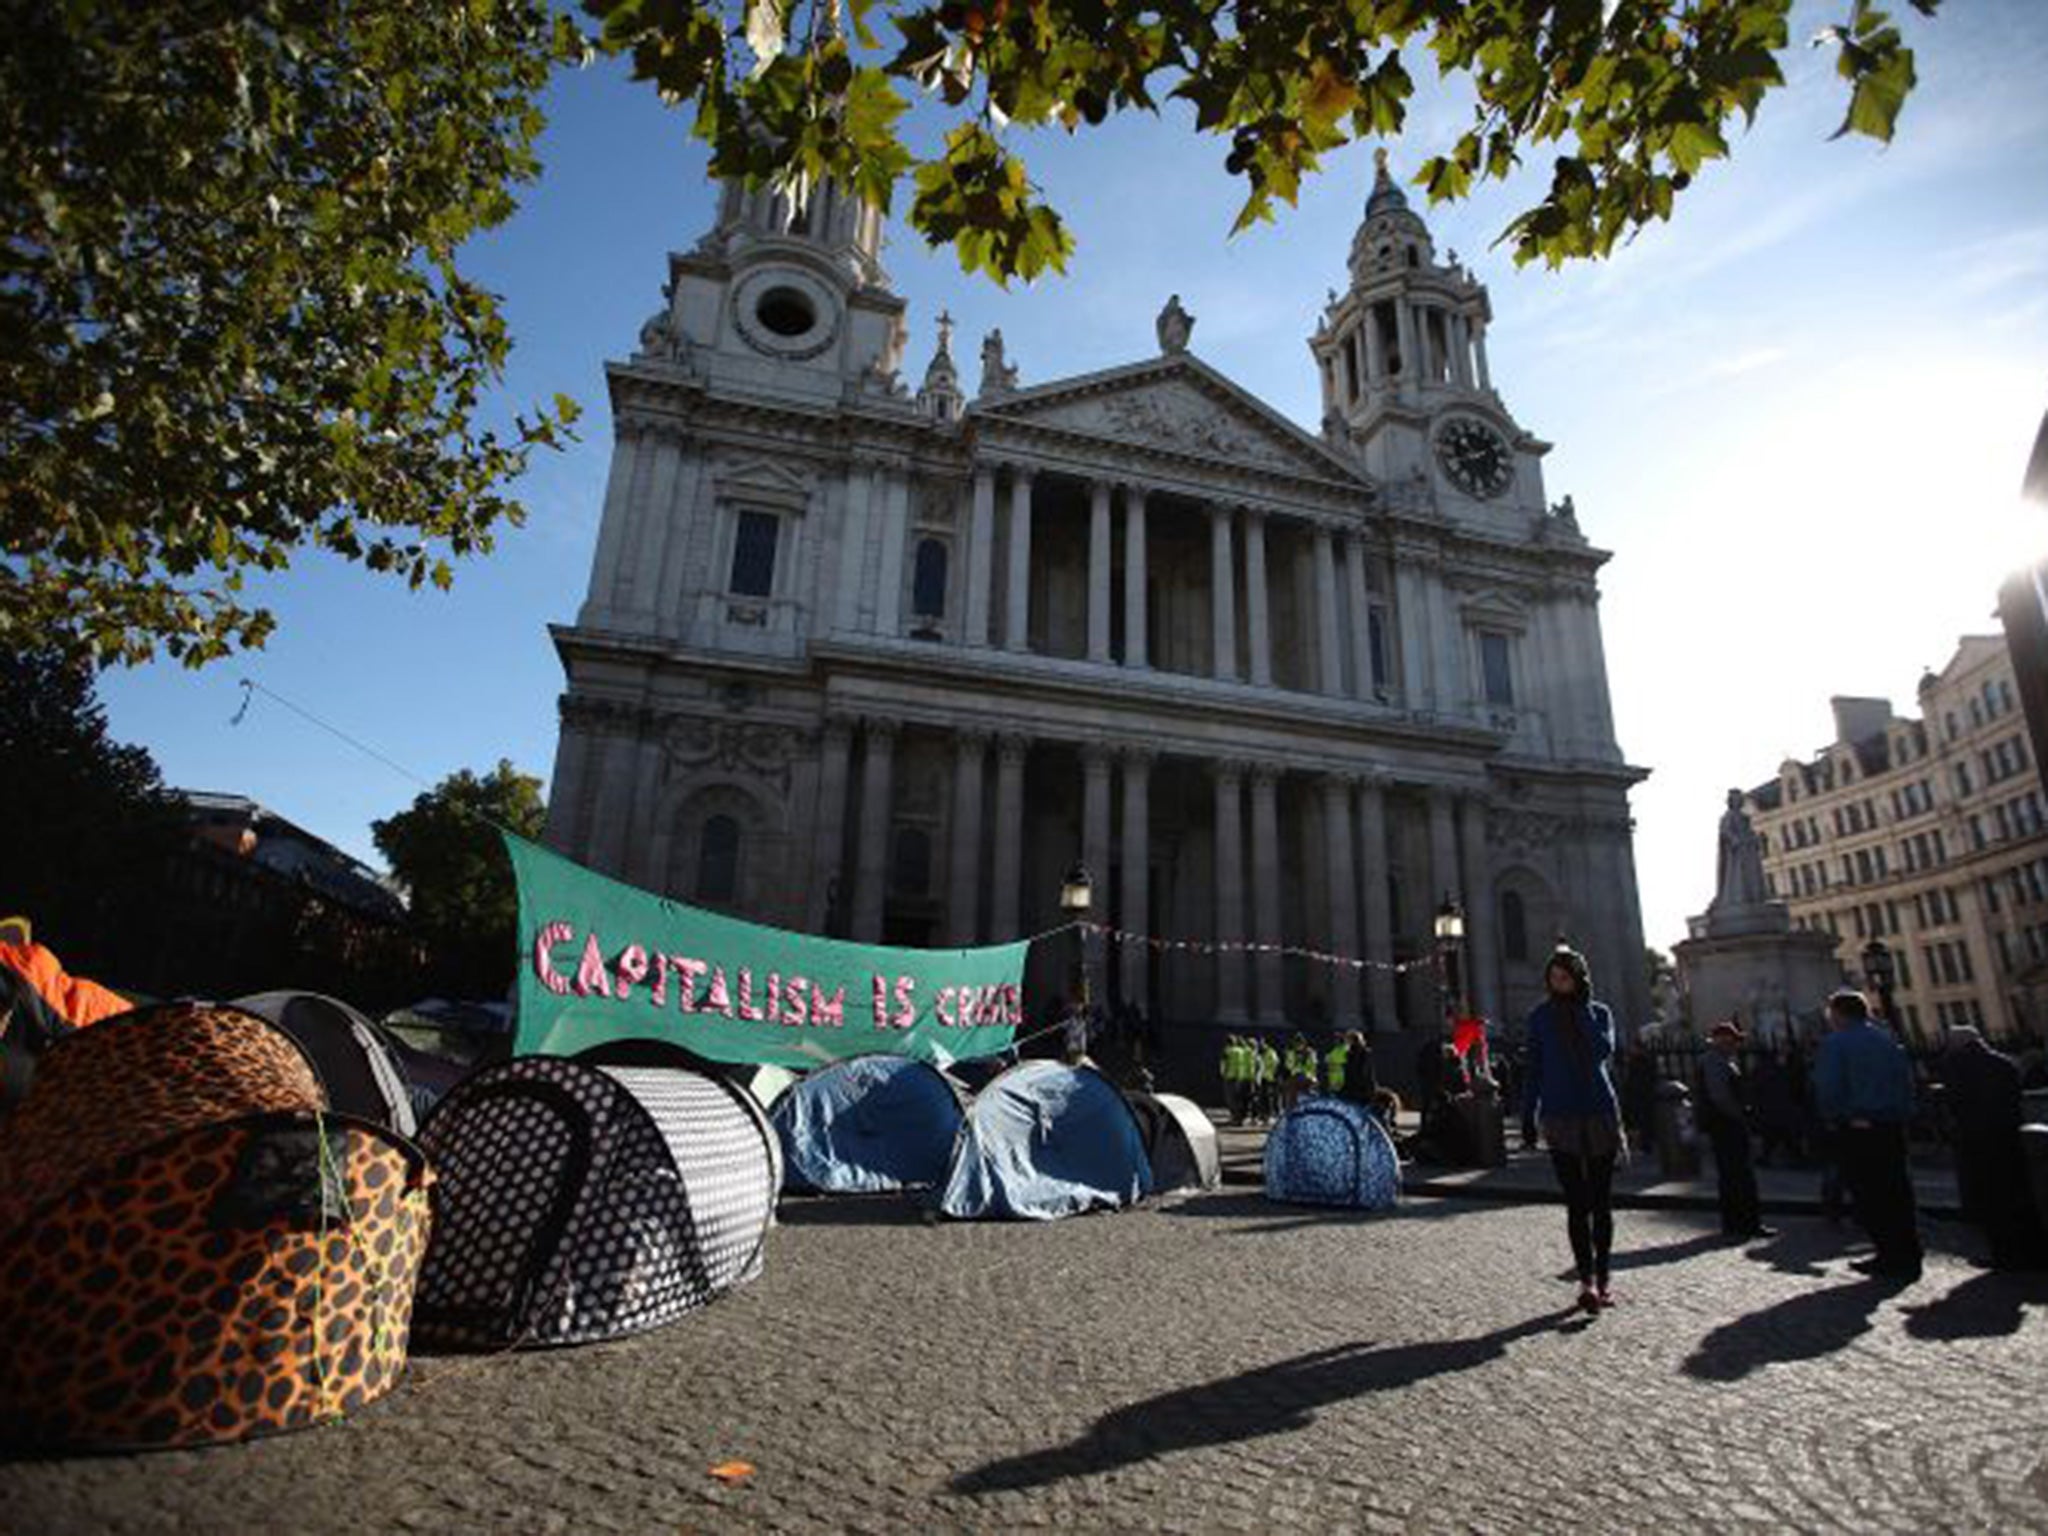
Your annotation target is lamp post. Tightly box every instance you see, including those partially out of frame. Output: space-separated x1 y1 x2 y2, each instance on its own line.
1060 862 1095 1057
1862 938 1899 1039
1434 895 1466 1029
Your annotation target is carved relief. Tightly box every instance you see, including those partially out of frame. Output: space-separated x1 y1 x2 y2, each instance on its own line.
663 716 804 795
1009 382 1310 473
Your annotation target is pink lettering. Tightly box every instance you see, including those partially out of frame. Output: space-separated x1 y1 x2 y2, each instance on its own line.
873 974 890 1029
574 933 613 999
673 956 707 1012
1002 983 1022 1027
615 944 649 1001
532 921 575 996
893 975 916 1030
783 976 809 1027
705 965 733 1017
737 968 765 1022
813 985 845 1028
935 987 955 1030
648 953 669 1007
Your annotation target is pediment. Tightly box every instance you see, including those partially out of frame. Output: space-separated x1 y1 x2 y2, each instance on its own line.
974 359 1359 483
711 453 814 510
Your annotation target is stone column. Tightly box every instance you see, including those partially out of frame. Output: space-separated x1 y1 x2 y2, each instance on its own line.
1394 558 1432 709
1087 480 1113 663
1474 320 1493 392
1004 466 1035 651
946 728 988 946
585 725 635 878
1209 503 1238 682
1244 507 1273 688
1119 745 1153 1009
1458 791 1496 1019
1449 313 1473 388
579 423 646 626
851 718 898 942
1363 311 1386 383
874 466 909 639
1212 760 1249 1023
1356 773 1398 1031
1323 774 1363 1028
1081 742 1113 908
990 733 1028 939
834 462 874 633
1249 764 1284 1024
1313 524 1343 696
1345 533 1376 700
1395 302 1419 392
541 713 594 860
808 715 854 931
965 465 996 645
1123 486 1148 669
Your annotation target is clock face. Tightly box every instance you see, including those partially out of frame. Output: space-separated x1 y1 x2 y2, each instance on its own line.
1435 419 1514 499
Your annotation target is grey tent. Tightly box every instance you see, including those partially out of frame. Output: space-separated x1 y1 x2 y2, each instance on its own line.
412 1056 779 1348
234 990 421 1134
1123 1090 1222 1193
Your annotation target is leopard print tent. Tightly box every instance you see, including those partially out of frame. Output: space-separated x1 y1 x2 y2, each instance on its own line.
411 1055 779 1349
0 1002 432 1450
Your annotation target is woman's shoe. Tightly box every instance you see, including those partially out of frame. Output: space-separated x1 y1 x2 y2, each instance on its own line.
1595 1285 1616 1309
1576 1286 1600 1314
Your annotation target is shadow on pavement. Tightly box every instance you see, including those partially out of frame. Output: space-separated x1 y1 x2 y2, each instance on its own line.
952 1311 1569 1495
1901 1269 2048 1342
773 1194 933 1227
1681 1277 1890 1381
1548 1228 1730 1282
1158 1191 1471 1230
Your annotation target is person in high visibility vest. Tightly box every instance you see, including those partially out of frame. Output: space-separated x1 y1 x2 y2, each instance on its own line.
1256 1038 1280 1123
1282 1036 1318 1109
1219 1036 1246 1124
1327 1035 1350 1097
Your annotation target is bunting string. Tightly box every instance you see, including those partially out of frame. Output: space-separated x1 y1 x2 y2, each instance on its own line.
1072 921 1440 976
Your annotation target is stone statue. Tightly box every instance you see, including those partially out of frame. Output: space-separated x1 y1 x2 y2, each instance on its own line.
1711 789 1769 911
978 328 1018 397
1550 493 1578 530
1156 294 1195 355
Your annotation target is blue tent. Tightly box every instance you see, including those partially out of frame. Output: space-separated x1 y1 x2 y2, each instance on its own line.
772 1054 966 1194
1263 1097 1401 1210
936 1060 1152 1221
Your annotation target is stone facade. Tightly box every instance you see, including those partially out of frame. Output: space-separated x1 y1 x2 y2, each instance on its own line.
542 160 1652 1035
1745 634 2048 1043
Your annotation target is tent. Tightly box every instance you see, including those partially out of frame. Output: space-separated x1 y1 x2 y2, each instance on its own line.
1263 1096 1401 1210
772 1054 966 1194
575 1036 797 1112
0 1002 431 1449
411 1056 779 1349
235 990 423 1134
935 1060 1153 1221
1123 1090 1222 1194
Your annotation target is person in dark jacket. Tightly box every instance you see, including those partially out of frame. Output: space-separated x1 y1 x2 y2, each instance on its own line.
1699 1021 1773 1241
1941 1026 2046 1269
1816 989 1922 1281
1522 946 1624 1313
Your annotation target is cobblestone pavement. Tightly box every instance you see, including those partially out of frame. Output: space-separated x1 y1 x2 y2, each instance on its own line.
8 1195 2048 1535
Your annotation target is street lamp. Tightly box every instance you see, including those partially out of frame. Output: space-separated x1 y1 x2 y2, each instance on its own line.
1435 894 1466 1027
1862 938 1898 1037
1059 863 1097 1053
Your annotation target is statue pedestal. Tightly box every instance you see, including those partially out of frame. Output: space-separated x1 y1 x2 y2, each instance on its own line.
1674 903 1844 1045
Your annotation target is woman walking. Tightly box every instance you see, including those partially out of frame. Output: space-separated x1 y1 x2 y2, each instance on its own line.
1521 947 1624 1314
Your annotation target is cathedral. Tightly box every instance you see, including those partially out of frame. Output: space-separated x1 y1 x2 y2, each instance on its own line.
541 153 1652 1044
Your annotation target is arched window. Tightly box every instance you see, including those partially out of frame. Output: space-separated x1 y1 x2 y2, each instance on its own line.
697 815 741 903
1501 890 1529 962
891 826 932 896
912 538 949 619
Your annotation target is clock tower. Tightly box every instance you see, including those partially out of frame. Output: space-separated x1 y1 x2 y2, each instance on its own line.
1310 151 1548 531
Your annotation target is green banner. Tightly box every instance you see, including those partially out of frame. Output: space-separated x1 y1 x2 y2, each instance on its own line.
506 834 1029 1069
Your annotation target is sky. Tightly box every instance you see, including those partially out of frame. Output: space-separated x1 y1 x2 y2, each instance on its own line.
96 0 2048 958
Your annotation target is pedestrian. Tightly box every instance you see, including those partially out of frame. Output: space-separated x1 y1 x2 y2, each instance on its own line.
1326 1032 1350 1098
1751 1046 1802 1167
1699 1021 1774 1241
1940 1025 2046 1269
1221 1035 1247 1125
1257 1036 1281 1122
1815 988 1923 1282
1338 1031 1379 1109
1521 947 1623 1313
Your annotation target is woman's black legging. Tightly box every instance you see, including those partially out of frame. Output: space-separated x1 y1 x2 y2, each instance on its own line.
1551 1150 1617 1286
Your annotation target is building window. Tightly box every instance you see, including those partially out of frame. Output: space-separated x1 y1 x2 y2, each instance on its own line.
912 537 949 620
696 815 741 904
729 510 780 598
890 826 932 897
1368 608 1390 691
1501 891 1529 961
1479 632 1514 707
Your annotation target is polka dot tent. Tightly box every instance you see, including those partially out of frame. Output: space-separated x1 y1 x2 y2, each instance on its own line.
411 1056 779 1349
1263 1097 1401 1211
0 1003 433 1450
